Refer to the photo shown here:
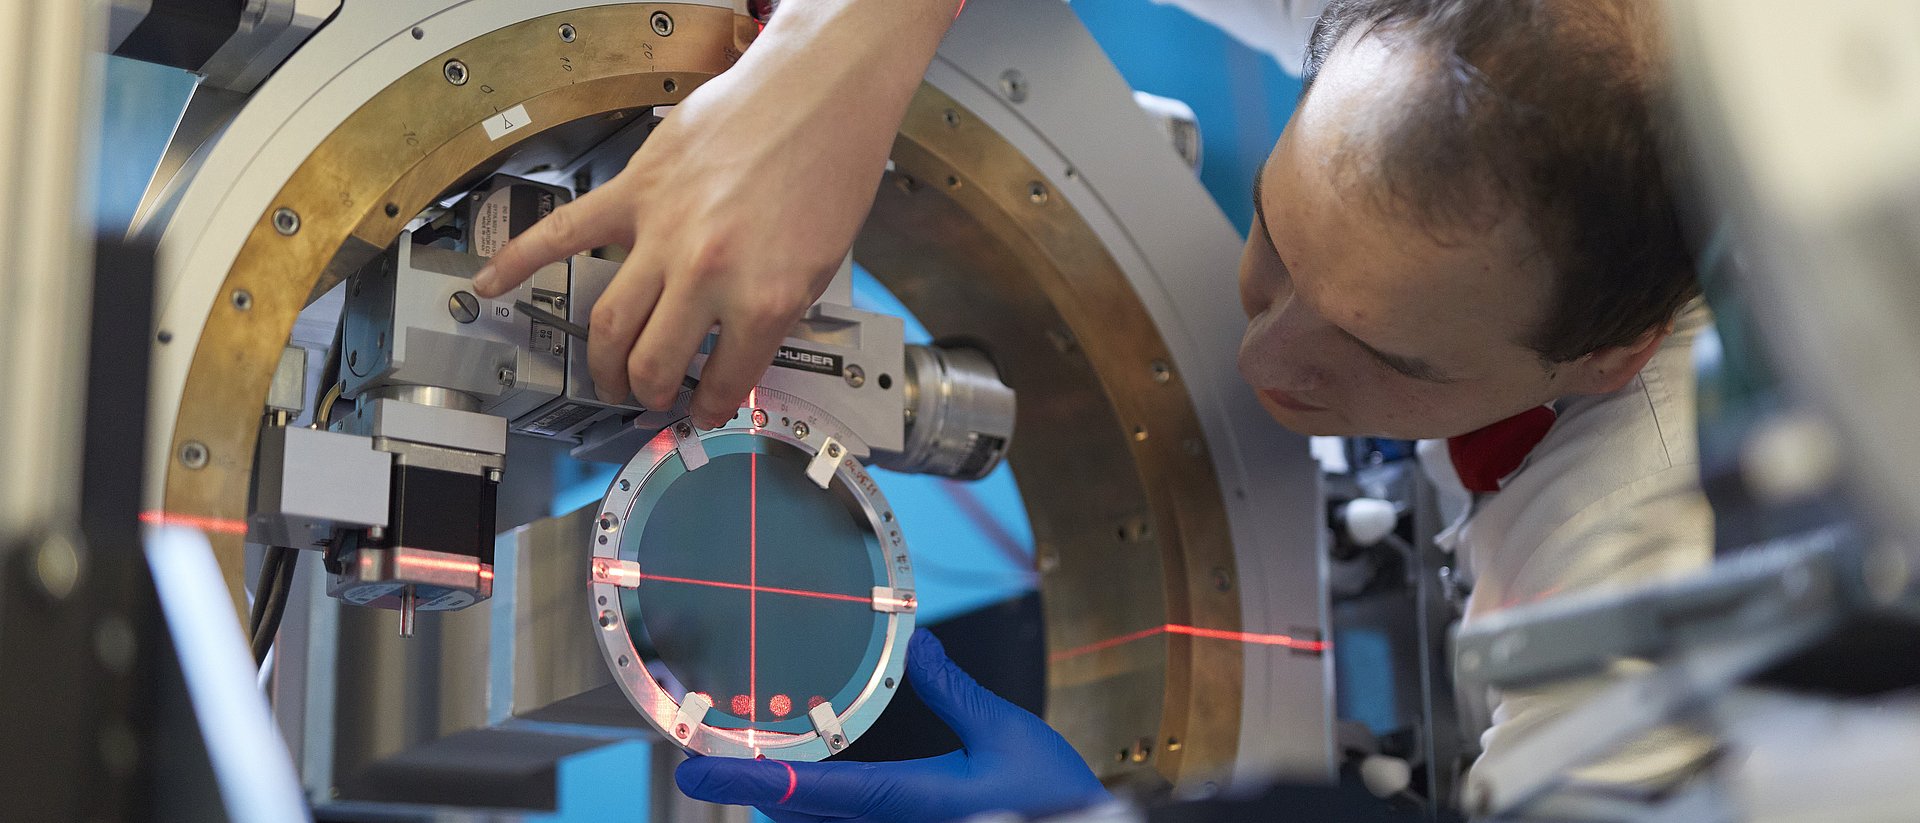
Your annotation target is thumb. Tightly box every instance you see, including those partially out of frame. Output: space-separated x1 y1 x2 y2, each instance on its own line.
906 629 1022 755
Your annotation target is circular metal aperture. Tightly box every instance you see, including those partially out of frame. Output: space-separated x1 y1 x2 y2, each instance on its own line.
592 389 914 760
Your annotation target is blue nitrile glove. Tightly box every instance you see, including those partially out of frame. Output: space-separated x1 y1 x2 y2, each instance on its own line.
676 629 1111 823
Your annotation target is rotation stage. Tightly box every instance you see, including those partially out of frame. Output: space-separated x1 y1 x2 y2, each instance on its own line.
135 0 1329 810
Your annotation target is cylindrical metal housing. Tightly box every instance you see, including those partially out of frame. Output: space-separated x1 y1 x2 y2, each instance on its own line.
879 344 1016 481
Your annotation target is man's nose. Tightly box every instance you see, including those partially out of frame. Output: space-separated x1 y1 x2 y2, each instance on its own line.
1238 308 1327 392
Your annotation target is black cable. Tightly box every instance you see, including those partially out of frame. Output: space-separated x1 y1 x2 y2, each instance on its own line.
251 548 298 666
247 545 287 640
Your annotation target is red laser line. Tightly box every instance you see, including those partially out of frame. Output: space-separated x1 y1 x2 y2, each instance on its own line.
140 510 249 535
749 449 759 750
778 760 798 803
629 573 869 603
1049 624 1327 663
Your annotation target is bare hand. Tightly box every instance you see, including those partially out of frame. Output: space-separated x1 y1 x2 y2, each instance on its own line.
472 1 957 428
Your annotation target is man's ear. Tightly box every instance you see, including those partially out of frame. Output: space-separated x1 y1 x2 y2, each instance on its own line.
1563 327 1670 395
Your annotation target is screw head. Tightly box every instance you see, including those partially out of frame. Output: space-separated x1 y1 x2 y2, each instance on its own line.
230 289 253 311
999 69 1028 102
272 207 300 235
751 409 769 428
1150 360 1172 384
32 534 82 600
498 367 516 387
827 443 843 459
793 421 811 439
675 422 693 437
844 364 866 388
178 441 209 469
558 23 577 42
676 723 690 739
449 291 480 323
650 11 674 36
942 108 961 128
444 59 469 85
1028 181 1050 204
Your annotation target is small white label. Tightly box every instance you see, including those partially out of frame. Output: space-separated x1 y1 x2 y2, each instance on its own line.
483 104 532 141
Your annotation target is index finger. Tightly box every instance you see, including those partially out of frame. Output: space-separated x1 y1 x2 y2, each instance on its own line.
474 185 629 298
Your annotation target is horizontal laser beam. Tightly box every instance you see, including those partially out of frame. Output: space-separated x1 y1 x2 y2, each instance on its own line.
140 510 249 535
1050 624 1327 663
634 571 870 604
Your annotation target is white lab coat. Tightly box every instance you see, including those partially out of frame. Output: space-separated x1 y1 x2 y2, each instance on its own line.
1421 303 1717 795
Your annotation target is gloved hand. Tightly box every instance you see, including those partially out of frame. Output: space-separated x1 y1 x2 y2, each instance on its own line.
675 630 1111 823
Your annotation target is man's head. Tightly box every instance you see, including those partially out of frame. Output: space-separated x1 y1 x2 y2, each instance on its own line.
1237 0 1699 439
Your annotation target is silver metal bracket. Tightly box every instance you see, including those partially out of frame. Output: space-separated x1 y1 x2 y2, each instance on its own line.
671 420 708 471
591 558 642 589
808 701 849 753
807 437 845 489
871 587 917 613
673 692 713 745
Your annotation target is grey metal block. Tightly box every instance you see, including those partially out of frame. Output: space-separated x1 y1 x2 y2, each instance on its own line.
250 426 390 548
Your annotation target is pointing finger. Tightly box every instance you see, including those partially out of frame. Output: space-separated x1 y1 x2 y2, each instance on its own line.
475 185 630 298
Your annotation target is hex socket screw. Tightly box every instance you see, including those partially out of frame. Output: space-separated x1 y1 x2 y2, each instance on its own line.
650 11 674 36
272 207 301 235
444 59 469 85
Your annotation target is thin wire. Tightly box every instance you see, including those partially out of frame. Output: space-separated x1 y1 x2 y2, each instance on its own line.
251 549 298 665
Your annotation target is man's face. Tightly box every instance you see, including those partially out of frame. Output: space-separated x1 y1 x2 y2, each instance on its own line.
1236 33 1579 440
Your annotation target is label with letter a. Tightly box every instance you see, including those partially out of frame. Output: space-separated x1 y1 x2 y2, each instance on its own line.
771 345 842 376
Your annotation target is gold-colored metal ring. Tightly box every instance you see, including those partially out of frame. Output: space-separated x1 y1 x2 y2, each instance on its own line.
162 2 1247 788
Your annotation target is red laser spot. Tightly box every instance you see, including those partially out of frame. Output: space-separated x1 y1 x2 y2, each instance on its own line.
731 694 753 716
807 695 826 710
770 694 793 718
140 510 248 535
1049 624 1327 663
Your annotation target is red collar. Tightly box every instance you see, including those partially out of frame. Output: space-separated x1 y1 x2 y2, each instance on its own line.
1447 406 1557 493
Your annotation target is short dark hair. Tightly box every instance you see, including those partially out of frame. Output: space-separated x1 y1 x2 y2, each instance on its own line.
1300 0 1699 363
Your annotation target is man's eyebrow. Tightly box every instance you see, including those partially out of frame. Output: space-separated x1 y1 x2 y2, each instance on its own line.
1339 328 1458 383
1251 161 1281 259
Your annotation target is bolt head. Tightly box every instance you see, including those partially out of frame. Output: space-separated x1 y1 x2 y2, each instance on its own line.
444 59 469 86
272 207 300 235
558 23 577 42
178 441 209 469
676 723 690 739
999 69 1029 102
751 409 769 428
845 364 866 388
650 11 674 36
793 421 811 439
449 291 480 323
